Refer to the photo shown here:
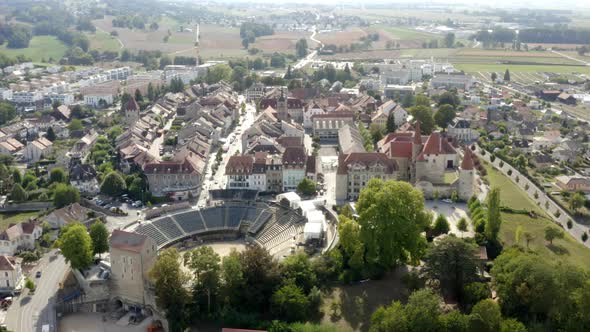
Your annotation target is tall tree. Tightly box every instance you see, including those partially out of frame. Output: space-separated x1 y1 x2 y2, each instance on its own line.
53 184 80 208
468 299 502 332
410 106 435 134
186 246 221 314
356 179 430 271
89 221 109 257
444 33 456 48
271 282 310 322
100 171 127 197
504 69 511 81
45 127 57 141
295 38 308 58
49 167 67 184
10 183 26 202
491 72 497 82
544 226 564 245
150 248 190 332
58 222 93 269
386 111 397 133
569 192 585 213
485 187 502 241
434 104 456 130
423 237 479 299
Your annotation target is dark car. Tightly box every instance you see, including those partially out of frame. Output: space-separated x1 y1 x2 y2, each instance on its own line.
35 271 41 278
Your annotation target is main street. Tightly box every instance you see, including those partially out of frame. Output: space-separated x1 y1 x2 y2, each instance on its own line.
195 95 257 208
6 250 68 332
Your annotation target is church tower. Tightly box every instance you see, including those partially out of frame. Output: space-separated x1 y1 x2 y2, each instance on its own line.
411 120 423 182
458 147 476 201
277 88 288 121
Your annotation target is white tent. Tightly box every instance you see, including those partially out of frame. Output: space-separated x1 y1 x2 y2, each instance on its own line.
303 222 323 241
307 210 325 224
276 192 301 209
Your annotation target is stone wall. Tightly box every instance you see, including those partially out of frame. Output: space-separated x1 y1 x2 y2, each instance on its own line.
474 145 590 248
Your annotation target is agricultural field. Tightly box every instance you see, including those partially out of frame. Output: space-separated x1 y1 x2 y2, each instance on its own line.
86 30 121 52
484 163 590 267
0 36 67 62
251 31 311 55
316 27 368 47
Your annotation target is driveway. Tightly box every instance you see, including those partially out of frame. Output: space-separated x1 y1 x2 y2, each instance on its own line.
5 250 68 332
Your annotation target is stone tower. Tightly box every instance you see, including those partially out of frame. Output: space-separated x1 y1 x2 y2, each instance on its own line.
411 121 423 182
277 88 288 121
458 147 475 201
123 97 140 126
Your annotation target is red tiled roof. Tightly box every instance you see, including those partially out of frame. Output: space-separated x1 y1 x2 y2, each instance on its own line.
225 155 254 175
461 148 474 170
389 141 413 159
418 132 456 159
282 146 307 165
0 256 16 271
110 230 148 253
144 158 196 174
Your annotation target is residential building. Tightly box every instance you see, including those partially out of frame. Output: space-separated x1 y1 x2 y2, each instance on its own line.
312 112 355 140
0 256 23 292
282 146 308 191
43 203 102 229
109 230 157 307
69 163 100 195
0 222 42 256
430 72 473 90
556 175 590 192
335 152 398 201
23 137 53 162
144 153 203 201
447 118 480 143
225 155 255 190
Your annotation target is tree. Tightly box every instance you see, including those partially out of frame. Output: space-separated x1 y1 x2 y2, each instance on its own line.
434 104 456 130
237 246 280 311
404 289 443 332
423 237 479 299
432 214 450 236
491 72 497 82
544 226 564 245
49 167 67 184
462 282 491 312
68 118 83 131
10 183 26 202
100 171 127 197
150 248 190 332
297 178 317 196
444 33 456 48
504 69 511 82
386 111 397 133
185 246 221 314
370 301 408 332
25 278 35 293
89 221 109 257
280 252 317 293
523 232 535 249
356 179 430 271
0 102 17 125
271 283 310 322
569 192 585 213
469 299 501 332
457 217 468 234
207 64 233 84
500 319 527 332
45 127 57 141
220 248 244 307
11 169 21 184
410 106 435 134
53 184 80 208
295 38 308 59
485 187 501 241
57 222 93 269
440 310 469 332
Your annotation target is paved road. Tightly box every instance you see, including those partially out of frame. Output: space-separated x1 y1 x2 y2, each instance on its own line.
6 251 68 332
550 49 590 66
195 95 257 208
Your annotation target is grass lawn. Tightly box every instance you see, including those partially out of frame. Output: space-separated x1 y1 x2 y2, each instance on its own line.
0 212 39 231
0 36 67 62
86 31 121 52
455 62 590 75
484 163 590 267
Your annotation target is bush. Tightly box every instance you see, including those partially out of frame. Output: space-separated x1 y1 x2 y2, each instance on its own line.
432 214 450 236
507 169 513 176
567 219 573 229
582 232 588 242
499 161 504 167
490 155 496 162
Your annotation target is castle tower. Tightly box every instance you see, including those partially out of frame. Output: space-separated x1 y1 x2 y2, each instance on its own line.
458 148 476 201
123 97 140 126
412 120 423 161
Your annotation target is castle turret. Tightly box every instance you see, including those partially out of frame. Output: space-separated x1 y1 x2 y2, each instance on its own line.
458 147 475 200
123 97 140 126
277 88 288 121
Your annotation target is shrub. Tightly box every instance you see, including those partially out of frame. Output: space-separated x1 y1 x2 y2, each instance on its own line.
567 219 573 229
499 161 504 167
507 169 513 176
582 232 588 242
432 214 450 236
490 155 496 162
555 210 561 218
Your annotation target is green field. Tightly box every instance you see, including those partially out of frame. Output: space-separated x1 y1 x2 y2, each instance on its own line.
400 48 458 57
168 35 194 44
455 63 590 75
375 26 441 41
485 163 590 267
0 212 39 232
87 30 121 52
0 36 67 62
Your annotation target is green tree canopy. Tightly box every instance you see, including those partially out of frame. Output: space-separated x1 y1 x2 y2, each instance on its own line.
271 283 310 322
434 104 456 130
356 179 430 271
68 118 84 131
297 178 317 196
410 106 435 134
58 222 93 269
468 299 502 332
423 236 479 300
432 214 450 236
49 167 68 184
53 183 80 208
100 171 127 197
149 248 190 332
185 246 221 314
485 187 502 241
10 183 26 202
89 221 109 257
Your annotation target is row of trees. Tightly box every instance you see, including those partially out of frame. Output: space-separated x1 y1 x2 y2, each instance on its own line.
475 27 590 46
56 221 109 270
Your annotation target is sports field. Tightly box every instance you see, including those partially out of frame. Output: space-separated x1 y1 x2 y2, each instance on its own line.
0 36 67 62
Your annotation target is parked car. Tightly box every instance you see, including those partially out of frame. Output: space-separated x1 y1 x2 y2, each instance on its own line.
35 271 42 278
